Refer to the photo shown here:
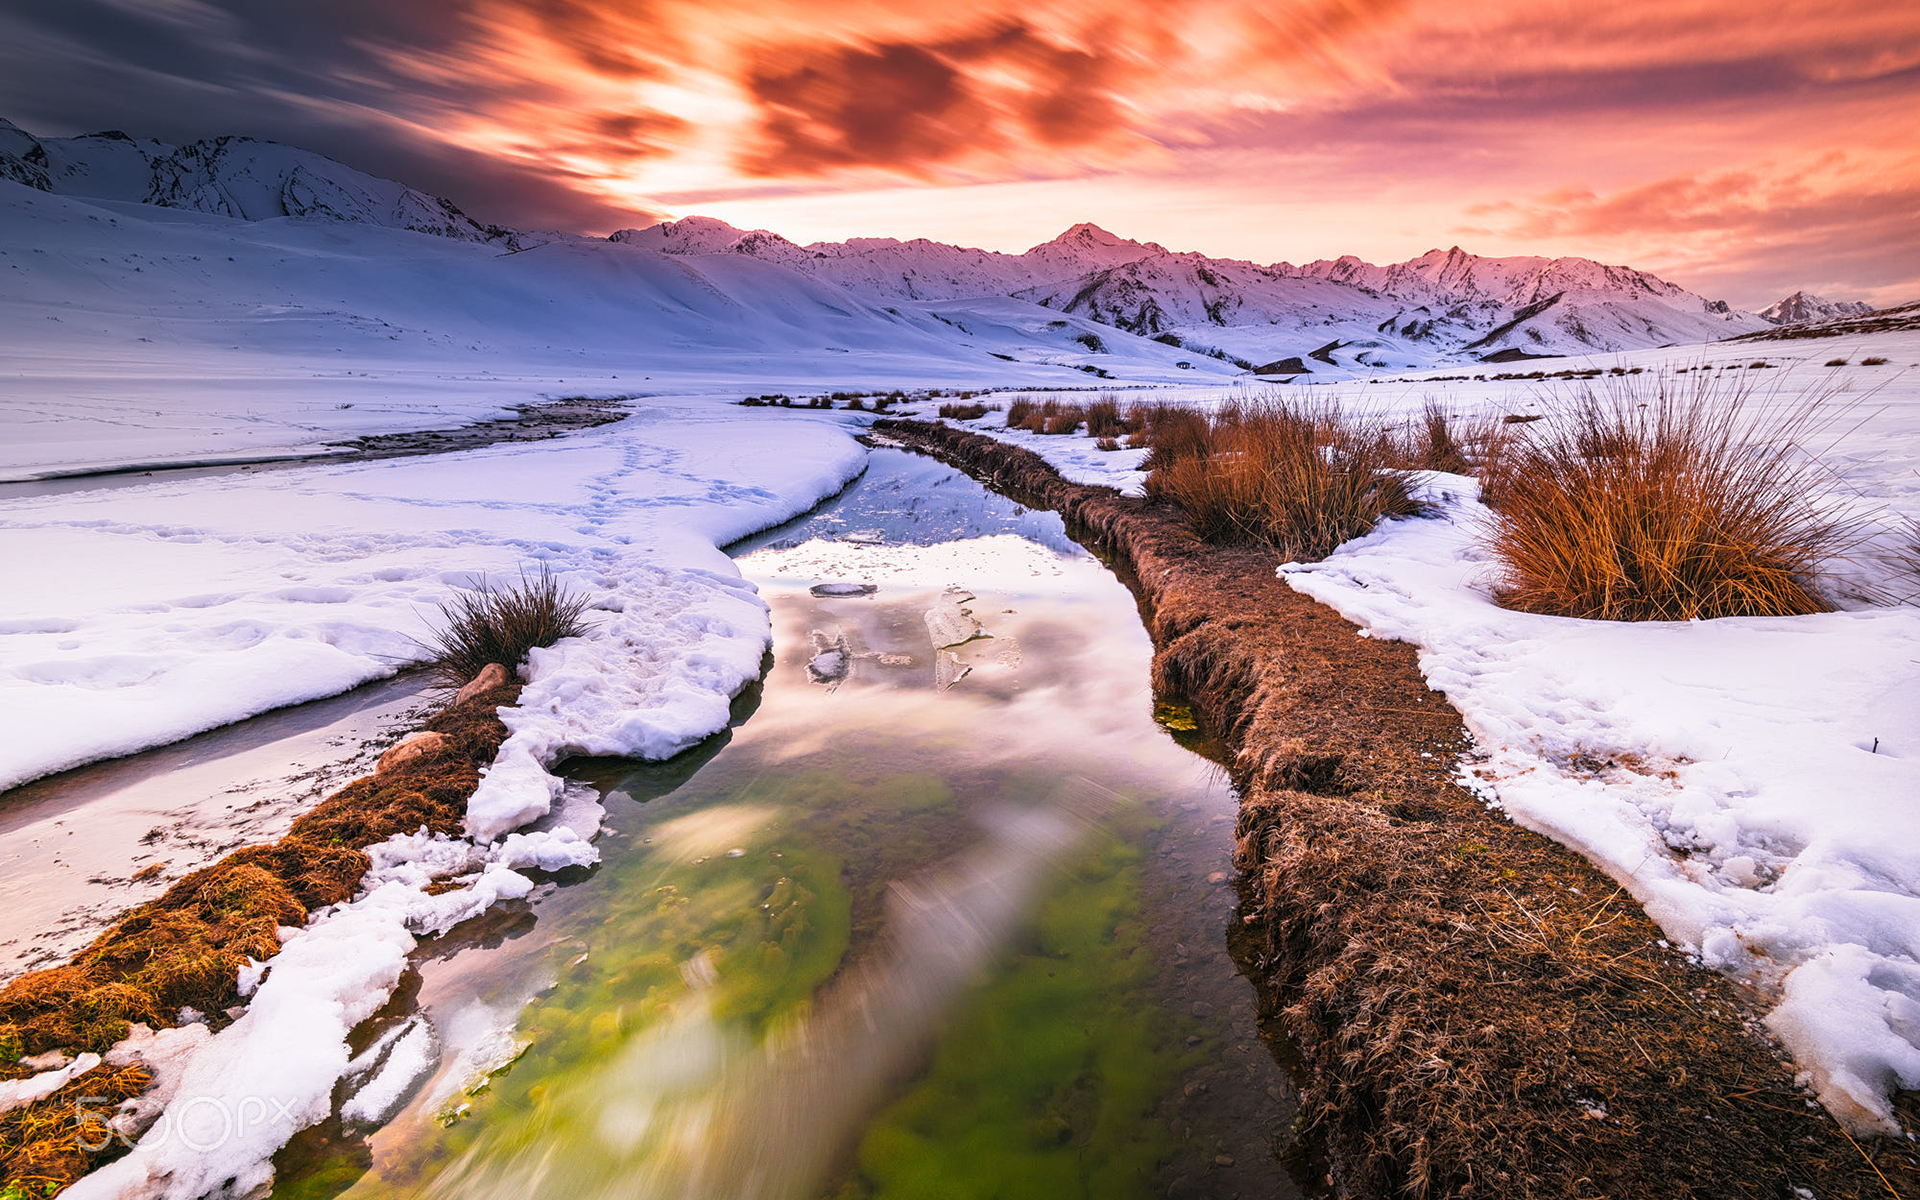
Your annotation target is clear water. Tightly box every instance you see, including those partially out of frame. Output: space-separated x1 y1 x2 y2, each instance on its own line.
263 449 1302 1200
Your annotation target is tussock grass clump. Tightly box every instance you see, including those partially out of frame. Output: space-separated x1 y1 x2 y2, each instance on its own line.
1862 355 1890 366
1084 395 1126 437
936 402 997 421
1484 374 1861 621
420 564 591 687
1142 398 1420 560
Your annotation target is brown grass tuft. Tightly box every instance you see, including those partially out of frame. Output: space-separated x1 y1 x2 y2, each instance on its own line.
1085 395 1127 438
1142 398 1420 560
936 402 997 420
417 564 590 688
1483 373 1863 621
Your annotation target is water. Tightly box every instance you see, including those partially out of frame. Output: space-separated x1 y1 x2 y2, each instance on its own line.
187 449 1300 1199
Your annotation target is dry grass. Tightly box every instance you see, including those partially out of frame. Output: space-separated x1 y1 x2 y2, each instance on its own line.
0 680 521 1194
1141 397 1420 560
936 402 997 420
1483 373 1863 621
418 564 591 687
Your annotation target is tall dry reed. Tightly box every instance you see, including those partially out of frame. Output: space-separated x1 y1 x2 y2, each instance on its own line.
1143 397 1420 560
1483 373 1863 620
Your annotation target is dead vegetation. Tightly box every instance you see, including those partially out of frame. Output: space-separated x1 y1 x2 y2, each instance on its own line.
1482 374 1863 620
0 681 520 1191
416 564 590 688
1139 397 1422 561
871 415 1919 1200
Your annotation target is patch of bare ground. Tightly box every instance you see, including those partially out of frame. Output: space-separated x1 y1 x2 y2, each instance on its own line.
871 416 1919 1200
0 682 520 1194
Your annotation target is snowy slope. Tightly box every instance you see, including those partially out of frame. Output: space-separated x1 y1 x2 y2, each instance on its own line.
0 118 517 246
622 215 1768 369
1761 291 1876 325
613 216 1167 302
0 182 1225 477
1029 245 1770 367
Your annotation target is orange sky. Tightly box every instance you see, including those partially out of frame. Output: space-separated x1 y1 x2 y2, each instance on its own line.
3 0 1917 306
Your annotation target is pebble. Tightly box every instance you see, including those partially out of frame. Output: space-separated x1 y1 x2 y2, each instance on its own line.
1214 1155 1236 1167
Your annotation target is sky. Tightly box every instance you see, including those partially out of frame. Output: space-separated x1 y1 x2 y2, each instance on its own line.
0 0 1915 309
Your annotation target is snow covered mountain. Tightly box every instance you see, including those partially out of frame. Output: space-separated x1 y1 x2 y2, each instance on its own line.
0 114 1774 375
611 218 1166 302
1759 291 1875 325
618 216 1769 369
0 118 519 246
1019 244 1770 365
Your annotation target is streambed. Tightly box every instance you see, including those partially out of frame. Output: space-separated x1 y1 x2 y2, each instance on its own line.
112 449 1304 1199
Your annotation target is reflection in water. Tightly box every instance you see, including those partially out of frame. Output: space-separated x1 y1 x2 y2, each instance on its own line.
422 786 1113 1200
272 451 1298 1200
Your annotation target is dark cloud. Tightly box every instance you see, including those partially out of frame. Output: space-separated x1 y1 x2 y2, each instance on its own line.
739 21 1140 177
0 0 1910 303
0 0 675 229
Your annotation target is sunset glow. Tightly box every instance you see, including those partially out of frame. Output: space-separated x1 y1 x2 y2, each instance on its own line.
1 0 1915 305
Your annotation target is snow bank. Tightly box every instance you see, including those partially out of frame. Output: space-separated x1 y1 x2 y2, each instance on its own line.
0 403 864 793
1278 473 1920 1131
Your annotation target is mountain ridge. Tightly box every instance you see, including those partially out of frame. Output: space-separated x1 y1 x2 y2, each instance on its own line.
0 115 1884 374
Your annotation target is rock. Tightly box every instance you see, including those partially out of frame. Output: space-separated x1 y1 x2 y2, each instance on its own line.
376 731 450 776
453 662 511 706
810 582 878 597
807 650 849 683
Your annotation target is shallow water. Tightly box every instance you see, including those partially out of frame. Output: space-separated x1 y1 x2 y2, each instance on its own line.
0 671 431 982
254 448 1303 1200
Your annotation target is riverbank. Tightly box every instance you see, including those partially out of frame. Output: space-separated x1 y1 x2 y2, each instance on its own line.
869 417 1918 1199
0 677 521 1193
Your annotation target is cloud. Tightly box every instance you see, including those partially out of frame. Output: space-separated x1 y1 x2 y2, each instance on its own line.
0 0 1913 304
1465 162 1920 306
738 22 1138 177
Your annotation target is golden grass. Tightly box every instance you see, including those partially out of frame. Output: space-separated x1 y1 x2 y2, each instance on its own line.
418 564 590 687
1484 373 1863 621
1142 397 1420 560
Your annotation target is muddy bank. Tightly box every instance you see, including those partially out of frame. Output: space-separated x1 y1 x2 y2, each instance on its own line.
1 397 630 498
869 417 1918 1200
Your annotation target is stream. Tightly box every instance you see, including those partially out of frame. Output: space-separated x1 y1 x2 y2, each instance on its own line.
11 446 1307 1199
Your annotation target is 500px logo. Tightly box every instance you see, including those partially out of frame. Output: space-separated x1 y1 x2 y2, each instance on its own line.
73 1095 300 1153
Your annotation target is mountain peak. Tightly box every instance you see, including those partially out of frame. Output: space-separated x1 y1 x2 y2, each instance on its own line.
1759 290 1873 325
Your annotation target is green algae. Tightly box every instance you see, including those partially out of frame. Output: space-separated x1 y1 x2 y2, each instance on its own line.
833 818 1192 1200
284 736 1204 1200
